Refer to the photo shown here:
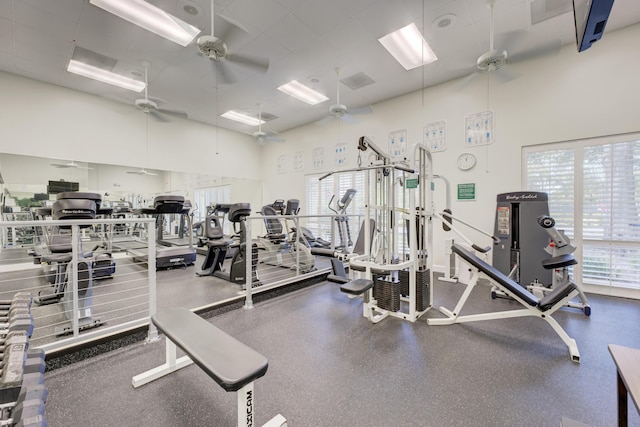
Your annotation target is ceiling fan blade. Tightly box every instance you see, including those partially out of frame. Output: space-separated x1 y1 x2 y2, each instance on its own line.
217 13 249 42
51 163 72 168
494 66 519 83
495 30 530 54
453 71 481 91
267 135 285 143
226 53 269 73
213 61 236 84
347 105 373 115
159 108 189 120
508 39 562 64
148 110 170 122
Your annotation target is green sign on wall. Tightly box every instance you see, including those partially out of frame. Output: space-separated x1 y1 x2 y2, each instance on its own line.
405 178 419 189
457 183 476 201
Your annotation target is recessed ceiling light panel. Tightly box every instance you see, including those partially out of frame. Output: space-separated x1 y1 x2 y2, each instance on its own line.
89 0 201 46
277 80 329 105
378 23 438 70
221 110 265 126
67 59 145 92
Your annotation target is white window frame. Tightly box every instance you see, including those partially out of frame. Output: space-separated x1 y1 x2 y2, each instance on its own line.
523 132 640 299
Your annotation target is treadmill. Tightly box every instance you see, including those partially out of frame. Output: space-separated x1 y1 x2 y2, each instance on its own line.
127 195 197 269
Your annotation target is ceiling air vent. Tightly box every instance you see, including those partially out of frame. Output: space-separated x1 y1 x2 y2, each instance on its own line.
340 72 375 91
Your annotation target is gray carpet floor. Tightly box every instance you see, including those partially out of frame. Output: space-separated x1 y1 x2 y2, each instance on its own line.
43 277 640 427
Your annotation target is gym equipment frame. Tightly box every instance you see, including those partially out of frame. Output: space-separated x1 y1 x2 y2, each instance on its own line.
428 244 581 363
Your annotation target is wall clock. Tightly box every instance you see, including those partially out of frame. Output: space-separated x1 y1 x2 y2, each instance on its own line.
457 153 477 171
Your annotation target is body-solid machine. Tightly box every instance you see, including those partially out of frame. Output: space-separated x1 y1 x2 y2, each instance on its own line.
196 203 260 287
493 191 551 286
493 192 589 314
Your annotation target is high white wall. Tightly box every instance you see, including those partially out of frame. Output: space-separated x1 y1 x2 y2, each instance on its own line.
0 71 262 181
260 23 640 265
0 24 639 266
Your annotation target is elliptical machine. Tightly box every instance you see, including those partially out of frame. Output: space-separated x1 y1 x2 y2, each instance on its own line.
257 199 315 273
196 203 260 287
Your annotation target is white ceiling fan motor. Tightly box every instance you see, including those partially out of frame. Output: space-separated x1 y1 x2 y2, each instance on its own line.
476 50 508 72
196 35 228 61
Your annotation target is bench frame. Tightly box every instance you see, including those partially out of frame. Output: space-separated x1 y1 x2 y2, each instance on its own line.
428 245 581 363
132 309 286 427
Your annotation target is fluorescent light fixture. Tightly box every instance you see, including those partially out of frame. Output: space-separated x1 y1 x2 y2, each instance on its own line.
221 110 265 126
89 0 201 47
67 59 145 92
277 80 329 105
378 23 437 70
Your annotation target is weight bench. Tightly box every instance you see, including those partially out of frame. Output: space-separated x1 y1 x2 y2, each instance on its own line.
132 308 286 427
428 244 581 363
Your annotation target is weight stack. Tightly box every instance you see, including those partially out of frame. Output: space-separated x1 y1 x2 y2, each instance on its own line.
373 275 400 312
398 269 430 311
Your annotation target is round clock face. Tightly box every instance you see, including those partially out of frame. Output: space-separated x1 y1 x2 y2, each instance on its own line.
457 153 476 171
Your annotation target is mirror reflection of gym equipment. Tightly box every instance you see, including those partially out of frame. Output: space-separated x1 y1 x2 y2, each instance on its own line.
256 199 315 274
196 203 260 288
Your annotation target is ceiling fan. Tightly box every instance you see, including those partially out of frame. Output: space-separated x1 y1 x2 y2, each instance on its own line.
457 0 561 86
126 168 157 176
196 0 270 84
253 103 284 145
51 160 92 170
325 68 372 122
134 61 188 122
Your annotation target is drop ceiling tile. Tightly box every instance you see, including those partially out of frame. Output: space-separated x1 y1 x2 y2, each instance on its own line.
320 18 375 55
12 0 77 41
0 17 12 55
293 0 352 35
355 0 415 38
264 13 318 53
0 2 11 19
222 0 289 34
22 0 84 22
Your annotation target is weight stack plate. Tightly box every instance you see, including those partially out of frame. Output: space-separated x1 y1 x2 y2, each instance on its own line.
398 269 430 311
373 275 400 312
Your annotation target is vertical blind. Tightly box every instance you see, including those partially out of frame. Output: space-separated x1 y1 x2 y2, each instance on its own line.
524 135 640 290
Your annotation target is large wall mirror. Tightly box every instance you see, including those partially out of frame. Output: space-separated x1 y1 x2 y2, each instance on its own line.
0 153 263 224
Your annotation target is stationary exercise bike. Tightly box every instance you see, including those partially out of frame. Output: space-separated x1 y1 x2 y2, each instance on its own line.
257 199 315 273
528 215 591 315
196 203 260 287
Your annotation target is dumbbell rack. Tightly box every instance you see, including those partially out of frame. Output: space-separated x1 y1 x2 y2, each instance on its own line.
0 292 47 427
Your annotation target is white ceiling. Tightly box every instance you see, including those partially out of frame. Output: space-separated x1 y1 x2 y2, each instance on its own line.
1 0 639 137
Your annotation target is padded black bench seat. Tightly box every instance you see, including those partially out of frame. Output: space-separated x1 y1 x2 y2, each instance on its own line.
340 279 374 296
451 244 577 311
542 253 578 269
151 308 268 392
133 309 287 426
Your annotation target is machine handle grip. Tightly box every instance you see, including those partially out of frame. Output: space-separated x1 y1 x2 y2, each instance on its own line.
471 244 491 253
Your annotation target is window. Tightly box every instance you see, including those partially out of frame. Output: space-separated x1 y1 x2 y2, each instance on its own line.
193 185 231 233
305 171 365 244
524 134 640 291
